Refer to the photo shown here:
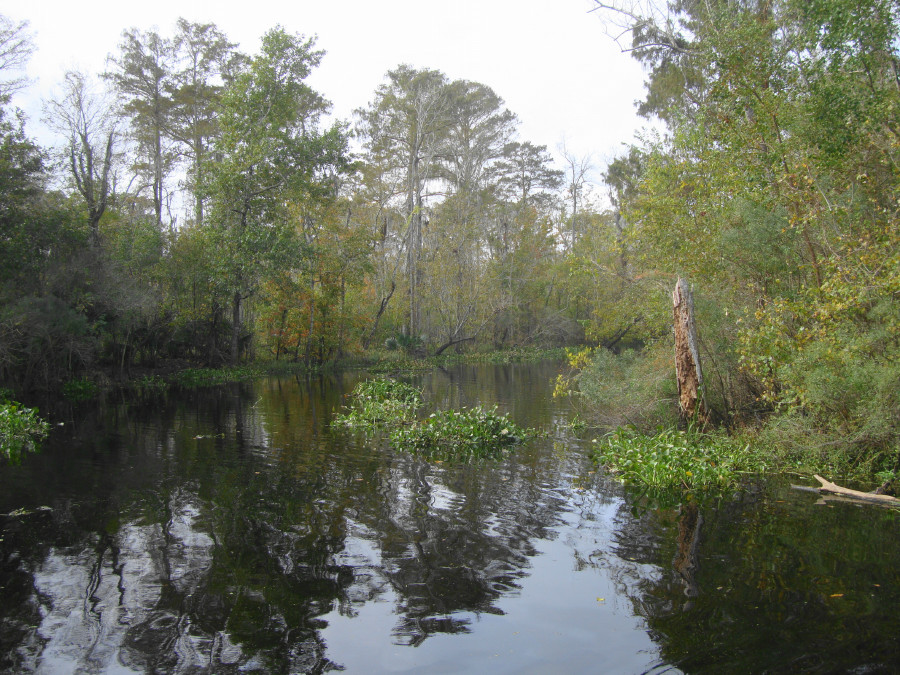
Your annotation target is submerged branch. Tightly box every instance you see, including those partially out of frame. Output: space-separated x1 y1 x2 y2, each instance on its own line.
792 475 900 507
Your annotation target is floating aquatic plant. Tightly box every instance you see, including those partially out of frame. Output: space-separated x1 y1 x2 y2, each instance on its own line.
333 378 423 428
334 378 535 461
594 425 754 491
0 394 50 463
390 405 534 461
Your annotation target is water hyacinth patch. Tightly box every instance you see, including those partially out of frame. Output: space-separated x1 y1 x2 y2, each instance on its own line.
333 378 423 428
434 347 568 366
61 377 99 402
594 426 751 491
0 398 50 463
334 378 535 461
390 406 534 462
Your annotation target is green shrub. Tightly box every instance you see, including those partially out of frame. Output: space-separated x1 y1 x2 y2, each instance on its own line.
558 343 679 429
133 374 167 392
61 377 99 402
434 347 567 365
340 350 432 374
739 234 900 473
395 333 424 355
173 365 266 388
173 367 239 388
749 408 900 481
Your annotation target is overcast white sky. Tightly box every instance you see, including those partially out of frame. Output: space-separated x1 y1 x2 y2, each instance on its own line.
8 0 648 187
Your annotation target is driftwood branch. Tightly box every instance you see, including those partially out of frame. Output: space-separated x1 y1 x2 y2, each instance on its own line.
792 475 900 507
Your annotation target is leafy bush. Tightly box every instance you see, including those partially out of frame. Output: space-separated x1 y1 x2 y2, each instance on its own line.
556 343 679 429
0 399 50 463
171 362 316 389
173 367 249 388
740 232 900 471
0 295 95 391
749 409 899 481
394 333 424 355
434 347 568 365
133 374 167 392
61 377 99 402
335 350 432 374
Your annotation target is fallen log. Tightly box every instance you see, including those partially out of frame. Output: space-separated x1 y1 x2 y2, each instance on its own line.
793 475 900 506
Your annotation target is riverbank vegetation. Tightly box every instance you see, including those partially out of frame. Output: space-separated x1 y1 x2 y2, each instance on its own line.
555 0 900 487
593 426 761 491
335 377 535 461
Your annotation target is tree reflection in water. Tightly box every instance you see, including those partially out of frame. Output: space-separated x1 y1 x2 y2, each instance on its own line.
0 363 610 673
601 487 900 674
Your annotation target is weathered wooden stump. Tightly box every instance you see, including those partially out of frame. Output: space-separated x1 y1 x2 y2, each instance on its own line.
672 278 708 424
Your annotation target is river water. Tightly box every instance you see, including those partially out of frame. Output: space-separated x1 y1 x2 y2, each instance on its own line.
1 362 899 674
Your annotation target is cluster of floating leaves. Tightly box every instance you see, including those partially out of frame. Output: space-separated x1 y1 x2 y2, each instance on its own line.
334 378 535 462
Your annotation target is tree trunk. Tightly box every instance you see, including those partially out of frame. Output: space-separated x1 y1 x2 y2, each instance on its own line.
672 278 707 423
275 308 288 361
434 335 475 356
338 275 346 358
208 302 219 364
230 291 241 364
305 275 315 365
362 281 395 349
810 475 900 505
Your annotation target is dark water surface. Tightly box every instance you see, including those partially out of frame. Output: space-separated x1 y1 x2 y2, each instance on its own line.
2 362 900 674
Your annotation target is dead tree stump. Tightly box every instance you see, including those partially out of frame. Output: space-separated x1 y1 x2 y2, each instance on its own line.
673 278 708 424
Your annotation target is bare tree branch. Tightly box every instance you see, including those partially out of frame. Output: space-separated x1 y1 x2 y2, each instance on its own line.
0 15 34 101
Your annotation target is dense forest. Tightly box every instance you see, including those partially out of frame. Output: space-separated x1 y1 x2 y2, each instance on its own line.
0 15 600 388
1 0 899 472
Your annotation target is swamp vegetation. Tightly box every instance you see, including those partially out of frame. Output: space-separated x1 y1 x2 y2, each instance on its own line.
2 1 900 670
334 377 536 461
1 0 899 482
0 390 48 463
569 0 900 484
